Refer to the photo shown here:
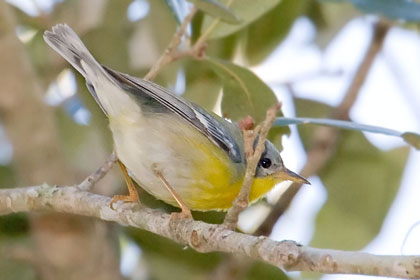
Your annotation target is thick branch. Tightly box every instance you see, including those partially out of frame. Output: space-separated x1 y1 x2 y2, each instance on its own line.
0 185 419 279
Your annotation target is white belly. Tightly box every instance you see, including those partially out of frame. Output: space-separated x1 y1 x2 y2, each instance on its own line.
109 113 220 206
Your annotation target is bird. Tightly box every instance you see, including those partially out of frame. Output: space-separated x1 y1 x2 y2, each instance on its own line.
43 24 309 217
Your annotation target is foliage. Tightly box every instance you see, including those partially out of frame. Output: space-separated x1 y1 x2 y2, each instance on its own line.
1 0 418 279
324 0 420 22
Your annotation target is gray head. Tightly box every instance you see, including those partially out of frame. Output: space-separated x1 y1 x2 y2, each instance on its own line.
255 140 309 184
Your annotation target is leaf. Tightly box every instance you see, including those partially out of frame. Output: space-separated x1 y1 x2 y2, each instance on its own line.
323 0 420 22
314 139 409 250
204 58 282 123
200 0 282 40
119 0 177 72
206 31 240 60
82 0 133 73
182 58 222 111
311 1 360 48
245 0 307 65
204 58 289 149
188 0 241 23
294 99 410 250
402 132 420 150
164 0 189 23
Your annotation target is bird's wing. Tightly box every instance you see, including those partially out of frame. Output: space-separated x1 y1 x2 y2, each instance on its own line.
103 67 242 163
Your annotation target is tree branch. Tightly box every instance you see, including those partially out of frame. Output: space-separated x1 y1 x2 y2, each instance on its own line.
256 19 391 236
224 104 280 229
144 6 197 81
0 184 419 279
78 151 117 191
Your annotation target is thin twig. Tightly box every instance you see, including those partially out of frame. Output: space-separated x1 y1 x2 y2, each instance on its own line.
78 151 118 191
144 6 197 81
0 184 419 279
256 19 391 236
223 104 281 230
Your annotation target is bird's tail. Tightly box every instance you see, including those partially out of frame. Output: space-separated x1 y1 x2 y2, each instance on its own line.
43 24 106 80
44 24 138 117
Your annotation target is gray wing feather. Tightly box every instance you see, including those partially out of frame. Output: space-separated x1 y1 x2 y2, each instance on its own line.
103 67 242 163
44 24 242 163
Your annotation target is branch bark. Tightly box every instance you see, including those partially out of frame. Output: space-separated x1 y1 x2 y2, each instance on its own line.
0 184 419 279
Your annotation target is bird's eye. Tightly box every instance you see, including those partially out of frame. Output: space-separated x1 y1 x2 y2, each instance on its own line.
260 158 272 169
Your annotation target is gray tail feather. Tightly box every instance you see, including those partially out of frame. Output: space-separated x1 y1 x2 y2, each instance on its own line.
43 24 105 80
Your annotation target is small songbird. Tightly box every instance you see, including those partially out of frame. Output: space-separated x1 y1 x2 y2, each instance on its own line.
44 24 309 217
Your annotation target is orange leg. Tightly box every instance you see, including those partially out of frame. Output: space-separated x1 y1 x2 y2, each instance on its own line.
110 161 140 209
153 165 192 219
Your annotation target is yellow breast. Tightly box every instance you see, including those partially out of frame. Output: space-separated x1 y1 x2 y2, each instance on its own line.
110 113 279 211
184 136 279 211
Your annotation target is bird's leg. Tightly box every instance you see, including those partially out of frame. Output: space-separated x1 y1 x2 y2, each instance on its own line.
110 161 140 209
152 164 192 219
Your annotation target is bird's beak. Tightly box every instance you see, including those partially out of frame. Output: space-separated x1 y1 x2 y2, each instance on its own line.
274 167 310 185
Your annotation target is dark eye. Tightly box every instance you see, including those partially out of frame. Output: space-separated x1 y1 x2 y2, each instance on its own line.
260 158 272 169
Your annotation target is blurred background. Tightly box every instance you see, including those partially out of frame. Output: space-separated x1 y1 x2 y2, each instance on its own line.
0 0 419 279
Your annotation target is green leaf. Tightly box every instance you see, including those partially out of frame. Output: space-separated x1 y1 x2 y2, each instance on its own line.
182 59 222 111
82 0 133 73
294 99 410 250
188 0 241 23
323 0 420 22
402 132 420 150
200 0 282 40
206 32 240 60
245 0 307 65
164 0 185 23
204 58 289 148
204 58 281 123
311 1 360 48
314 140 409 250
